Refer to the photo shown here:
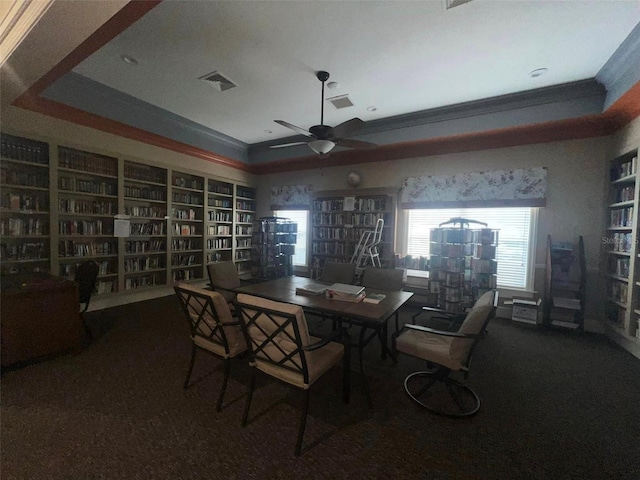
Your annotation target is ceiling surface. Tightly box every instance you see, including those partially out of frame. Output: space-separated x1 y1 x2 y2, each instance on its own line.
67 1 639 145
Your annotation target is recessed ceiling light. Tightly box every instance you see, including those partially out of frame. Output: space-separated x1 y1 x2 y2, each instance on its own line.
327 81 339 90
529 68 548 78
366 106 377 112
121 54 138 65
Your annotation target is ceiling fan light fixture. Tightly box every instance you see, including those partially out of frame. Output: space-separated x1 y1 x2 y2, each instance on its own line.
308 139 335 155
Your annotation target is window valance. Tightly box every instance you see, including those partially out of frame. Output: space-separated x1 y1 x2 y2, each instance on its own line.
270 184 313 210
400 167 547 209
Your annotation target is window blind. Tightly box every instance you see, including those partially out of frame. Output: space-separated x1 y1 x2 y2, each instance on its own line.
406 207 533 289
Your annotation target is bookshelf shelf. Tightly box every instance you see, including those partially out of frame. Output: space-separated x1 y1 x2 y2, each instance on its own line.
0 134 50 275
603 148 640 350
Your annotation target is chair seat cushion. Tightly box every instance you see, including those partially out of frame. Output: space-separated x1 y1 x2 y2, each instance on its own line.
193 332 246 358
395 329 466 372
255 336 344 389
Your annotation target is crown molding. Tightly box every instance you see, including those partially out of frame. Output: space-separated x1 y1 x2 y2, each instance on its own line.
0 0 55 66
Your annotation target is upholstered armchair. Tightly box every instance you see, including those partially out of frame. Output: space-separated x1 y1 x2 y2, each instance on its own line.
235 293 350 456
174 284 247 411
393 289 498 417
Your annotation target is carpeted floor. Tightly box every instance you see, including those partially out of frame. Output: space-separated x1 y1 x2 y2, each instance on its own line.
2 294 640 479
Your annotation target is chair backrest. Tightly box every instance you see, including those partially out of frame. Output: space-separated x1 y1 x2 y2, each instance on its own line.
362 267 404 291
235 293 313 385
449 289 498 369
207 261 241 303
319 261 356 285
74 260 99 308
174 283 246 357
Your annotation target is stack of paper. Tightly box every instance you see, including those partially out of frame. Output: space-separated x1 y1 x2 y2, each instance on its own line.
295 283 328 295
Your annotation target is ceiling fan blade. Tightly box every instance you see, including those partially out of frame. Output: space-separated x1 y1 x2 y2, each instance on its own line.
269 141 309 149
328 118 365 139
274 120 313 138
335 138 377 149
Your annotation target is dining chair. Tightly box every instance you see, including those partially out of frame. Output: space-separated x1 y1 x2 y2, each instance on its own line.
235 293 350 456
318 261 356 285
362 266 405 332
207 260 241 308
74 260 99 337
174 283 247 412
392 289 498 417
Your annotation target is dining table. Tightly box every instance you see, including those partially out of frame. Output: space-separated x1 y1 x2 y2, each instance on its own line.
233 275 414 363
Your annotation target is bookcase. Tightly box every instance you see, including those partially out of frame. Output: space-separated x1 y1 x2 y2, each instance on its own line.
251 217 297 279
235 185 256 279
310 188 396 280
1 131 256 303
429 219 498 313
0 134 50 275
207 178 234 264
123 160 167 291
57 146 119 294
170 171 205 282
603 148 640 351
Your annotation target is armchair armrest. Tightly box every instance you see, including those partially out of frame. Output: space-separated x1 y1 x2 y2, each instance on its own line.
403 323 480 339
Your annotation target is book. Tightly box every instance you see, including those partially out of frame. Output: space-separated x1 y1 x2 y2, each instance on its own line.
295 283 328 295
326 283 365 296
363 293 386 304
325 289 365 303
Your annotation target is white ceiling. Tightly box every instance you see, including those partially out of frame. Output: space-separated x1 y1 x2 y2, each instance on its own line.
53 1 640 146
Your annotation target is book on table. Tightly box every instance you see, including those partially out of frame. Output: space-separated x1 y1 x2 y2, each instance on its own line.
325 283 366 302
363 292 386 304
295 283 329 296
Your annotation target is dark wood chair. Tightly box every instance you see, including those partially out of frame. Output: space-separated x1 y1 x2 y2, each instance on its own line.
318 261 356 285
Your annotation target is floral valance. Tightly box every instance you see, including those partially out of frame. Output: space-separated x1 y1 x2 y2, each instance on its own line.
270 184 313 210
400 167 547 209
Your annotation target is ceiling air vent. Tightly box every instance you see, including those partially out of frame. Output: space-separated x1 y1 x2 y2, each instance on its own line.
444 0 473 9
327 94 354 109
199 71 237 92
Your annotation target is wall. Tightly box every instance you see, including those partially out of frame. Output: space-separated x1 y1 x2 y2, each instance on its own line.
255 137 611 331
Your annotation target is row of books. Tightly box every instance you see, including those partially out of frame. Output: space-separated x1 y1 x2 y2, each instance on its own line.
295 282 386 304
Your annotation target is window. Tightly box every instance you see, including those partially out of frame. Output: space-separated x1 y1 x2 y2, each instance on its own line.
405 207 536 290
275 210 308 267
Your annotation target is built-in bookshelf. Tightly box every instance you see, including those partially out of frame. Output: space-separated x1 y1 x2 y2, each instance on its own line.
0 134 50 275
1 130 256 303
123 160 168 291
603 148 640 355
310 189 396 280
235 185 256 279
57 146 119 295
207 178 234 265
170 171 204 282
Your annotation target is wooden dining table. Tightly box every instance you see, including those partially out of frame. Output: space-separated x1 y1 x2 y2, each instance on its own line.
233 275 414 361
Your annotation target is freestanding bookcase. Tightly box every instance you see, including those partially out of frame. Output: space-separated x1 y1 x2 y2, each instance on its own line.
429 218 498 313
251 217 297 279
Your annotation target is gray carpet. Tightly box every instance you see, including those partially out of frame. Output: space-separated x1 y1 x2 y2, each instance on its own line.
2 294 640 479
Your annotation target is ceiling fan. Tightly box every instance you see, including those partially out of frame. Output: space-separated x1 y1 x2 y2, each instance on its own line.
270 71 377 155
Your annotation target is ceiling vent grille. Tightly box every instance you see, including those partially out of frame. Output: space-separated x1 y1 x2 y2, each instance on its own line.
444 0 473 9
199 71 237 92
327 94 354 109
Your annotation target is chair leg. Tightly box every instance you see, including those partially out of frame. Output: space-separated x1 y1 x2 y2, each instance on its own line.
183 344 197 390
216 358 231 412
379 324 387 360
295 389 310 457
358 326 372 407
242 370 256 427
342 334 351 404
